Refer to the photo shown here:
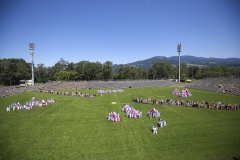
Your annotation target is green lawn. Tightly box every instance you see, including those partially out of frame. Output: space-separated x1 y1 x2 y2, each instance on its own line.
0 87 240 160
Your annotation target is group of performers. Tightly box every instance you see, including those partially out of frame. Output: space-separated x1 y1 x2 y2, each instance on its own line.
132 97 239 111
98 89 123 96
150 124 158 134
107 111 120 122
150 119 167 134
172 88 192 97
121 104 142 118
147 108 160 118
6 96 54 112
55 91 96 98
108 105 166 134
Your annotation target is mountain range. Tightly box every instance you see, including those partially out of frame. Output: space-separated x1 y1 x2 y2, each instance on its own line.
113 55 240 71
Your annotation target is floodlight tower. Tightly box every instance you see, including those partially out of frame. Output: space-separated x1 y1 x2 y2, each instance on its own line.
177 42 181 82
192 61 194 79
29 42 35 86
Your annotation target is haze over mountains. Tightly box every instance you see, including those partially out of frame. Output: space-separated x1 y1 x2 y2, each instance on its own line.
113 55 240 70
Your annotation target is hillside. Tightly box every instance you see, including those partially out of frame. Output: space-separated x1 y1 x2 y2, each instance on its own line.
113 55 240 71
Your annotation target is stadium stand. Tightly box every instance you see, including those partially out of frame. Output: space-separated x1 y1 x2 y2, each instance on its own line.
41 79 177 91
1 78 239 98
184 78 240 96
0 86 28 97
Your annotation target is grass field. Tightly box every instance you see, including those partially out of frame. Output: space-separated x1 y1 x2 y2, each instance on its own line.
0 87 240 160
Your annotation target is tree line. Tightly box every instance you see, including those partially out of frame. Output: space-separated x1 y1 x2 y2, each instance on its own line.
0 58 239 86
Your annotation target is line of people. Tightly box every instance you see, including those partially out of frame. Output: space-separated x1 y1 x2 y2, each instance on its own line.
6 96 54 112
54 91 96 98
132 97 239 111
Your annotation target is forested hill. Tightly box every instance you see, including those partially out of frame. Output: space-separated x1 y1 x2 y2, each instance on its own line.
113 55 240 70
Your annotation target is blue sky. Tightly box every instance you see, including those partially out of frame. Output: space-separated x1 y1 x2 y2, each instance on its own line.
0 0 240 67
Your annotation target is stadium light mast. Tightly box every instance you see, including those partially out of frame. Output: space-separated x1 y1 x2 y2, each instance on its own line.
177 42 181 82
29 42 35 86
192 61 194 79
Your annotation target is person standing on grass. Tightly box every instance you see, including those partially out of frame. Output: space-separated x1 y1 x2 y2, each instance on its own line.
108 111 111 120
235 104 239 111
163 120 167 127
150 124 154 131
6 106 10 112
153 127 158 134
